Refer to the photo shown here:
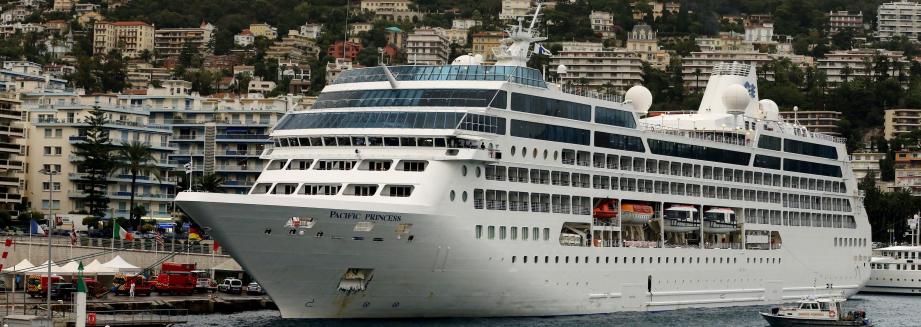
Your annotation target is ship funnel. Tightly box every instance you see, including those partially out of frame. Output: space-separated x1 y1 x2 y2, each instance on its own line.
697 63 759 116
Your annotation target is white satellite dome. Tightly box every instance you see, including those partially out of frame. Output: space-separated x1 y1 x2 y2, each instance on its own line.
722 84 751 114
758 99 779 121
624 85 652 115
451 54 484 65
556 64 568 75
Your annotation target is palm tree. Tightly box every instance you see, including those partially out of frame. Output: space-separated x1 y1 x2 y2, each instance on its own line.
117 141 160 229
197 173 225 193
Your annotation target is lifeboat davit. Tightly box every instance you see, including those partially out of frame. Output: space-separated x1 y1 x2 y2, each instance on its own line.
621 203 654 225
703 208 740 234
663 205 700 233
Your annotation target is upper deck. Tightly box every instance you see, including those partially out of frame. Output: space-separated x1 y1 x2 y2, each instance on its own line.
332 65 547 89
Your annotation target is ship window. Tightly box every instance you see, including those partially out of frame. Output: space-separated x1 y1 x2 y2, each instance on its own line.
346 184 378 196
648 139 751 166
594 132 645 152
323 137 337 146
510 93 591 121
316 160 356 170
543 228 550 240
400 137 416 146
595 106 637 128
300 184 341 195
784 139 838 160
271 183 298 195
511 120 590 145
384 137 399 146
757 135 782 151
533 227 539 241
288 159 313 170
267 159 286 170
783 158 842 177
499 226 507 240
399 161 428 171
337 137 352 146
383 185 413 197
488 226 495 239
251 183 273 194
368 137 383 146
522 226 529 240
351 136 367 146
362 160 393 171
510 227 518 240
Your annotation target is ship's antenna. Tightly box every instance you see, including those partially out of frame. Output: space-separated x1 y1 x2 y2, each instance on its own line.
527 2 542 35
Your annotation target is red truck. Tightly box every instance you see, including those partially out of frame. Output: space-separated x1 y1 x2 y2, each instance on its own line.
154 262 196 295
26 275 63 297
112 274 152 296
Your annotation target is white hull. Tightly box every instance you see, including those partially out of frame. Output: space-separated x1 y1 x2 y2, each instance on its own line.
177 192 870 319
865 251 921 295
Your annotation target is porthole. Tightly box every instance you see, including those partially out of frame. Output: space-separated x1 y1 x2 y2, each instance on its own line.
462 165 468 176
522 147 527 157
475 166 481 177
450 190 456 201
543 149 548 159
553 151 558 160
511 146 516 156
462 191 468 202
532 148 538 158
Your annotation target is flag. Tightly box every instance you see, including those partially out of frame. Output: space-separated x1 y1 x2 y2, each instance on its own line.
188 226 201 241
29 220 46 236
70 226 77 246
532 43 552 56
113 222 134 241
212 241 220 252
154 231 164 247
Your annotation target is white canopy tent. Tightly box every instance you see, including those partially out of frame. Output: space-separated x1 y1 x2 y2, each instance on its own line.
2 259 34 272
57 261 81 274
102 256 140 273
84 259 116 275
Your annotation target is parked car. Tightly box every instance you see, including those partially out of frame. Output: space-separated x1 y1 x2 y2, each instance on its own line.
246 282 265 295
218 278 243 294
49 282 76 300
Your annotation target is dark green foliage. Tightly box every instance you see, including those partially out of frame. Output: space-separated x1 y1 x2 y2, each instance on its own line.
73 107 116 219
860 173 921 243
66 51 128 93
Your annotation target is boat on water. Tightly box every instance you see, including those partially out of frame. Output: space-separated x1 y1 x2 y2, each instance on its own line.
175 3 872 319
760 297 871 326
864 217 921 294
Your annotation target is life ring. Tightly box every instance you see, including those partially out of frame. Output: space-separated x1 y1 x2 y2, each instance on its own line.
828 310 836 318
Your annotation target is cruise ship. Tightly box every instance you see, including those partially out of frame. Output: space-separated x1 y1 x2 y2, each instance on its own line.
866 217 920 294
176 6 872 319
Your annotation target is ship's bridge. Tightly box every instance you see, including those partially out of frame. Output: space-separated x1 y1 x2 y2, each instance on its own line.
330 65 547 89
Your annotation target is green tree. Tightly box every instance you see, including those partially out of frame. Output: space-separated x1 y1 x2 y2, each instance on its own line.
197 173 225 192
73 107 116 219
116 141 160 229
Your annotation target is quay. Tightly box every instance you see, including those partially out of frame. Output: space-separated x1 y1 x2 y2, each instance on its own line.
1 292 276 326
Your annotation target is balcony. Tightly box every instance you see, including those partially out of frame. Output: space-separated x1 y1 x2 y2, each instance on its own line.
0 125 24 137
0 192 21 203
217 149 263 157
0 142 20 153
0 109 21 119
215 134 268 142
0 159 23 170
0 175 19 186
214 165 263 172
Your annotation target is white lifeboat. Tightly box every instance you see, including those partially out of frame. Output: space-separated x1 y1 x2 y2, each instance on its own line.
703 208 740 234
663 205 700 233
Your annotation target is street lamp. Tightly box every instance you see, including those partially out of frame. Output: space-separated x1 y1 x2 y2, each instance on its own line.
38 168 58 320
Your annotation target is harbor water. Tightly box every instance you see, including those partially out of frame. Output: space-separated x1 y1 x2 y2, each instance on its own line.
178 293 921 327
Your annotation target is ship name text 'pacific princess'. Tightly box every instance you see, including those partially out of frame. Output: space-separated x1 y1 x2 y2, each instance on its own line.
176 4 872 319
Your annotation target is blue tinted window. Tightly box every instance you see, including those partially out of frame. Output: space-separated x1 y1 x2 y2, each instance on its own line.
753 155 781 170
648 139 751 166
783 158 842 177
333 66 547 88
313 89 506 109
595 106 637 128
276 112 505 134
510 93 591 121
783 139 838 160
510 120 589 145
594 131 645 152
758 135 782 151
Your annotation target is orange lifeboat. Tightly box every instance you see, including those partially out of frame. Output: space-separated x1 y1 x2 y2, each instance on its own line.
621 203 654 225
593 199 618 219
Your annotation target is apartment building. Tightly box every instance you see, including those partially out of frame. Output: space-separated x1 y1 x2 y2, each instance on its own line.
0 95 24 215
894 150 921 195
549 42 644 93
93 21 155 58
20 91 175 219
850 151 886 183
327 40 363 62
154 22 216 57
631 1 680 21
827 10 863 34
500 0 531 20
877 1 921 41
744 22 774 44
884 108 921 139
406 28 449 65
778 110 842 136
51 0 74 12
234 29 254 47
471 31 506 64
326 58 354 83
816 49 908 88
695 32 751 52
135 81 293 194
266 31 321 63
590 11 616 39
248 23 278 40
452 19 481 30
360 0 423 22
0 64 68 93
626 23 670 69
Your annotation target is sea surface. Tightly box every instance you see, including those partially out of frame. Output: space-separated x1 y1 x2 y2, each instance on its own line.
177 293 921 327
